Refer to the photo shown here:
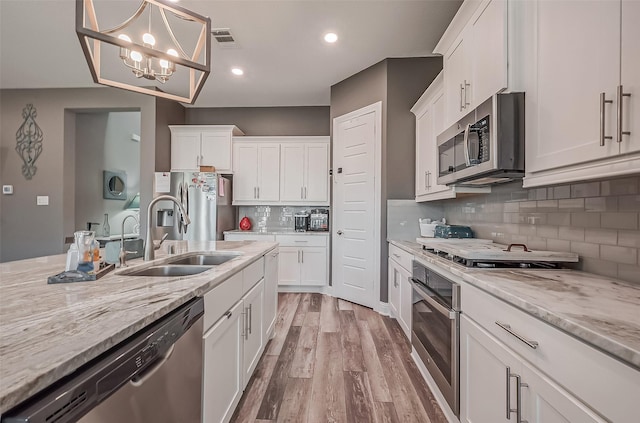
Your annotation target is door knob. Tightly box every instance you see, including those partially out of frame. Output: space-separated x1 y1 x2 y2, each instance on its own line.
337 230 344 235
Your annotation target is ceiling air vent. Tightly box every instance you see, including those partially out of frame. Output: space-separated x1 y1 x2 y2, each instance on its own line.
211 28 238 48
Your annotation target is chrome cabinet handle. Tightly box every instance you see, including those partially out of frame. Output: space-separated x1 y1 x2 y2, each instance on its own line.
301 250 304 263
424 171 428 189
464 80 471 108
427 171 431 188
496 321 539 349
241 309 247 339
506 367 513 420
516 374 528 423
304 187 307 199
248 304 253 334
257 186 260 199
600 92 614 146
617 85 632 143
460 83 465 111
301 187 304 199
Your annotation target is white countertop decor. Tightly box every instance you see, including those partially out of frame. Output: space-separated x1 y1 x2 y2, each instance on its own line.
0 240 277 414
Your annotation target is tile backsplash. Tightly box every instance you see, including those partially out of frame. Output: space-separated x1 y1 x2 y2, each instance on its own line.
238 206 321 231
441 177 640 285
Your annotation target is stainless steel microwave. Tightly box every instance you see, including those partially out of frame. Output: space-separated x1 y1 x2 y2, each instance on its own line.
436 93 525 186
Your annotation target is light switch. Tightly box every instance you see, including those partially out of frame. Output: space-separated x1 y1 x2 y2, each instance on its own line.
37 196 49 206
2 185 13 195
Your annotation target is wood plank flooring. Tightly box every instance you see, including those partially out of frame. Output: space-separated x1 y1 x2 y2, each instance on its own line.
229 293 448 423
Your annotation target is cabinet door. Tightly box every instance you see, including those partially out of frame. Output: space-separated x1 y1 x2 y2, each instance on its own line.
304 143 329 203
428 90 451 195
470 0 507 106
202 300 244 423
280 143 305 202
299 247 327 286
278 246 300 286
242 279 264 388
264 250 279 339
460 315 516 423
526 0 621 173
415 104 432 198
444 35 471 126
387 258 401 319
171 131 200 170
233 143 258 202
398 263 412 340
201 131 232 173
257 144 280 201
521 362 606 423
621 0 640 154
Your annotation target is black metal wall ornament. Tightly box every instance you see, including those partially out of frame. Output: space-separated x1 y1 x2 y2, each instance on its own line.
15 104 44 180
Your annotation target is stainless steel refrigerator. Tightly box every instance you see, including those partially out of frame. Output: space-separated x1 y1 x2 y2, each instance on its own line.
154 172 235 241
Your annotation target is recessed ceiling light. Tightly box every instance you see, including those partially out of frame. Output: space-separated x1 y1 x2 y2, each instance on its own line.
231 67 244 76
324 32 338 43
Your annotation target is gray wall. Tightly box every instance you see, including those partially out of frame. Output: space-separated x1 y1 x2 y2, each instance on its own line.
440 177 640 285
74 111 141 236
330 57 442 302
186 106 330 136
0 88 156 262
156 97 186 171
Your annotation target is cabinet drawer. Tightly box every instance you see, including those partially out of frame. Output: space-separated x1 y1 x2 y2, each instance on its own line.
243 257 264 292
224 233 276 242
204 271 243 332
275 234 328 247
462 282 640 423
388 244 413 272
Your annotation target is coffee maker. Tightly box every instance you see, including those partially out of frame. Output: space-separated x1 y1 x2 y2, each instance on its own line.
294 212 309 232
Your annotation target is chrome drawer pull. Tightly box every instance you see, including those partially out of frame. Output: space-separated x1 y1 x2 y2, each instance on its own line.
617 85 631 143
495 321 539 349
600 92 613 146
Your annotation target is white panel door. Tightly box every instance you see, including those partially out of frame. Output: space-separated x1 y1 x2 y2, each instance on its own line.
278 247 300 286
526 0 620 172
521 362 606 423
304 143 329 202
233 143 258 202
171 131 200 170
242 279 264 388
202 300 243 423
621 0 640 154
299 247 327 286
333 106 378 308
280 143 305 202
201 131 232 172
257 144 280 201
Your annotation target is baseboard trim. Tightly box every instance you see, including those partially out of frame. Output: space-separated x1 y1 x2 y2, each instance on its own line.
375 301 390 316
411 348 460 423
278 285 331 294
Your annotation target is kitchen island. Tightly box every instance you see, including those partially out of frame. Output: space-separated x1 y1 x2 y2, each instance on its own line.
0 240 277 415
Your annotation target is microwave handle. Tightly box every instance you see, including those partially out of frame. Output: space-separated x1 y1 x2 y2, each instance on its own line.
463 123 471 167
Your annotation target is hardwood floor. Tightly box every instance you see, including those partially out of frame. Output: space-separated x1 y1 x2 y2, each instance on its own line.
229 293 448 423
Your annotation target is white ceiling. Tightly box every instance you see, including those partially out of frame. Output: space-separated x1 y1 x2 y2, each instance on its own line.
0 0 462 107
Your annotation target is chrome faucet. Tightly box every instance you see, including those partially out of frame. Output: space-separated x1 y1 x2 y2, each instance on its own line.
118 214 139 268
144 195 191 261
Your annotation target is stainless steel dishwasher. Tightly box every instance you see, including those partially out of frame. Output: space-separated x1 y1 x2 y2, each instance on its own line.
2 298 204 423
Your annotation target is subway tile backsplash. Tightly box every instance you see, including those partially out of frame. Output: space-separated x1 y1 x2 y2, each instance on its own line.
238 206 322 232
441 177 640 285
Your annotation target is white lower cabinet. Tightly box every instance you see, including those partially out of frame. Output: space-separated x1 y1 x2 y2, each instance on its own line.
276 235 328 287
202 300 244 423
387 244 413 340
241 279 264 388
460 315 605 423
202 251 275 423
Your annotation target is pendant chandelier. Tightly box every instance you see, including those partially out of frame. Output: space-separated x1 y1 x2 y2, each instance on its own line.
76 0 211 104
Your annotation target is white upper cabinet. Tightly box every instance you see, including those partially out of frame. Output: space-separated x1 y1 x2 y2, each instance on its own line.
412 72 490 202
234 136 329 206
436 0 508 127
280 139 330 205
170 125 244 173
232 141 280 204
523 0 640 187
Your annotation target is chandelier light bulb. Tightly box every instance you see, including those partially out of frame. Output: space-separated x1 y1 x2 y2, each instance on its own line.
118 34 131 43
159 59 170 69
324 32 338 43
142 33 156 46
167 49 178 57
130 50 143 62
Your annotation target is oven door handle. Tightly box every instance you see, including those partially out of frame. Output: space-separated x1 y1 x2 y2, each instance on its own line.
410 278 457 320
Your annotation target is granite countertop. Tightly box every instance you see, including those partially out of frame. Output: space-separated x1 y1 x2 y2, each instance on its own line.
390 240 640 371
0 240 277 414
224 229 329 235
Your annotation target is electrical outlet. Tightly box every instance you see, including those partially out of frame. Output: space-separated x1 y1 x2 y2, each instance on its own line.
36 196 49 206
2 185 13 195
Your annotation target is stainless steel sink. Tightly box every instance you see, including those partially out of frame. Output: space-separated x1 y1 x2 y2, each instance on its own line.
166 252 241 266
122 265 213 277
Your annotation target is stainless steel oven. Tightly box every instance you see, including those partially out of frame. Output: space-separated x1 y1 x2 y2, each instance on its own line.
411 260 460 417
